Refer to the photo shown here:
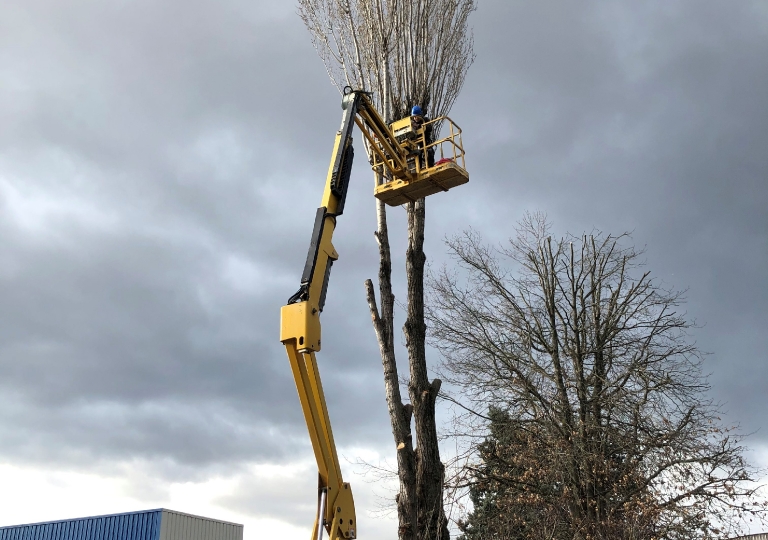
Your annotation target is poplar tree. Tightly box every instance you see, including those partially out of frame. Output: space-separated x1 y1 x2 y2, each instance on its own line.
298 2 476 538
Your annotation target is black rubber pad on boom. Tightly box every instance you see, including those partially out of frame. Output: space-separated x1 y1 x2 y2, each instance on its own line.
300 207 326 286
331 142 354 216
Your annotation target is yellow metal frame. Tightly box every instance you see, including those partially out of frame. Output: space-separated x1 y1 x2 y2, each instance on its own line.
281 104 357 539
280 90 469 540
360 113 468 205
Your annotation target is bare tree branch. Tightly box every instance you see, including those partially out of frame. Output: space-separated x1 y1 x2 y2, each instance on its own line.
428 213 767 540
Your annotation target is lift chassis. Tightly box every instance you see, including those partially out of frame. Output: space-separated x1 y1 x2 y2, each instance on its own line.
280 89 468 540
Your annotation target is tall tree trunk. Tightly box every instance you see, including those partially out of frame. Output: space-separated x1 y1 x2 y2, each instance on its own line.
366 197 418 540
404 198 449 540
366 197 448 540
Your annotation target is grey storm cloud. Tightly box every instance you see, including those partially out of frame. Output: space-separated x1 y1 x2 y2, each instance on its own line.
0 0 393 475
450 1 768 432
0 0 767 504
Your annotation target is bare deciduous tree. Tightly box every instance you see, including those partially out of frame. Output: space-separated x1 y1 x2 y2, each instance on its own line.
428 213 766 540
298 2 476 539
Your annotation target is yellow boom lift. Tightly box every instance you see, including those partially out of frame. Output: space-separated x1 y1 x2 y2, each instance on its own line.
280 88 468 540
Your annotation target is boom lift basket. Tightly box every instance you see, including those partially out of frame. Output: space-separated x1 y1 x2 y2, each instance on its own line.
363 115 469 206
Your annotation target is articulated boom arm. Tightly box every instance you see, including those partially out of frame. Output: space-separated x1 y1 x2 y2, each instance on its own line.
280 90 363 540
280 89 468 540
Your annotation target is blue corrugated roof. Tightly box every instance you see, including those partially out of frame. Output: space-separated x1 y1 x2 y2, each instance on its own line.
0 509 163 540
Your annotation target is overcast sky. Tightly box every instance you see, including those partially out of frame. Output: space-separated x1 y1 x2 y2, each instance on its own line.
1 1 767 538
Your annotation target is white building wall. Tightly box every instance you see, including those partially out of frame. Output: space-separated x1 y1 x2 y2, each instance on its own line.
158 510 242 540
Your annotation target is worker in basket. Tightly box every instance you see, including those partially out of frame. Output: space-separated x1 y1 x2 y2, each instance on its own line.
410 105 435 168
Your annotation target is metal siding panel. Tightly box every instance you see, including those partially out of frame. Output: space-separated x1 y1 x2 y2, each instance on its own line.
117 515 126 540
133 515 141 540
122 515 131 540
128 514 138 540
164 512 176 540
118 514 128 540
92 518 103 540
165 511 175 540
142 511 152 540
148 512 158 540
177 512 185 540
126 513 136 540
74 517 85 540
81 519 93 540
166 512 176 540
132 516 140 540
118 515 127 540
159 514 168 540
114 515 122 540
171 513 179 540
81 518 91 540
136 514 145 540
0 510 238 540
71 520 79 540
130 513 139 539
130 514 139 540
165 511 176 540
104 515 114 540
102 516 112 540
120 514 131 540
148 512 157 540
116 515 124 540
157 511 167 540
103 516 114 540
93 518 102 540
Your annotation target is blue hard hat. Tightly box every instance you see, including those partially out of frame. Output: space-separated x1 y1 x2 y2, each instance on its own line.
411 105 423 116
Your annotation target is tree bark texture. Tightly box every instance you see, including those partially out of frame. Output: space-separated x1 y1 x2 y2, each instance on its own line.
365 198 417 539
366 197 448 540
404 199 449 540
